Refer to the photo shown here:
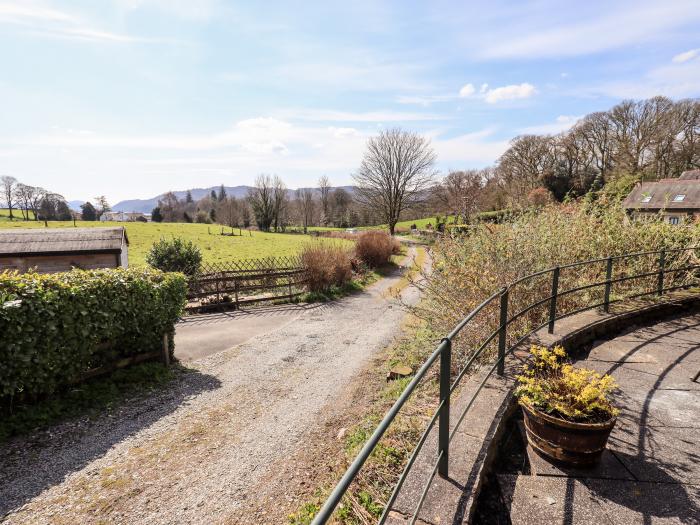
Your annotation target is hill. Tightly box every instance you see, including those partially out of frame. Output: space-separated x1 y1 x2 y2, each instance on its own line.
112 185 356 213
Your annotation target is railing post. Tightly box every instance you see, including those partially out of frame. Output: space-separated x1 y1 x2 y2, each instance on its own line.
438 338 451 478
603 257 614 313
548 267 560 334
658 249 666 296
497 288 508 376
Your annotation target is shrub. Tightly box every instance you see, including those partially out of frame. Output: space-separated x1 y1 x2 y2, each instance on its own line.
414 202 700 367
0 268 187 405
301 243 353 293
355 231 396 267
516 346 618 423
146 237 202 276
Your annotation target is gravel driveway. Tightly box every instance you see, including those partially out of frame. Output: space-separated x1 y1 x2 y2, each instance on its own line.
0 246 422 525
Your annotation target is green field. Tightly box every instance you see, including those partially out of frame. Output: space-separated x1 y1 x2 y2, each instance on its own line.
0 209 35 221
0 219 350 266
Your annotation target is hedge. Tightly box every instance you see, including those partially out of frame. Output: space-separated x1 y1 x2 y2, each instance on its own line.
0 267 187 402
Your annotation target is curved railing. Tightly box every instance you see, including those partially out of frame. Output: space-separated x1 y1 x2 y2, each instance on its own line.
311 247 700 524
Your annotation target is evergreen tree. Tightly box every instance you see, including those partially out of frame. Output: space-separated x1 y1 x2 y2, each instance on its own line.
185 190 194 204
210 189 217 201
151 206 163 222
218 184 226 202
80 201 97 221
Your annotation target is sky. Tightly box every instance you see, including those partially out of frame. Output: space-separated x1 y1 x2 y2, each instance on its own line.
1 0 700 204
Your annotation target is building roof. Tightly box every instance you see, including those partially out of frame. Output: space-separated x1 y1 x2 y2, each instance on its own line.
679 169 700 181
623 179 700 211
0 227 128 255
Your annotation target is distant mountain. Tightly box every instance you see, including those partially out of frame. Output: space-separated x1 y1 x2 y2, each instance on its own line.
112 185 356 213
67 200 86 211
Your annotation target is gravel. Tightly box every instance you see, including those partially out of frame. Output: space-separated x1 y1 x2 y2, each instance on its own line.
0 246 422 525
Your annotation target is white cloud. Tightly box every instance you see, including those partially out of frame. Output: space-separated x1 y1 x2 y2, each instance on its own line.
277 108 448 122
477 0 700 59
115 0 221 21
520 115 582 135
483 83 536 103
459 83 475 97
592 58 700 99
454 82 536 104
0 0 146 43
672 48 699 63
431 128 510 165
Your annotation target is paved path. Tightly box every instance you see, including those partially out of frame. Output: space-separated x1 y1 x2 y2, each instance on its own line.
500 314 700 525
0 246 425 525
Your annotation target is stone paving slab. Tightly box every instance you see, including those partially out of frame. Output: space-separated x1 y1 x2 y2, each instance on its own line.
506 313 700 524
498 474 700 525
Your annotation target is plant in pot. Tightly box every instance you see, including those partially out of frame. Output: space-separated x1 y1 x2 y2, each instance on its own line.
515 345 619 466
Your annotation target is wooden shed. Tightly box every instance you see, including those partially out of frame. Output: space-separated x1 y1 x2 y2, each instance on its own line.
0 227 129 273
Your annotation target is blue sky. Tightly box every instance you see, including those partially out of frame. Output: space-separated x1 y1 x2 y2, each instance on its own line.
1 0 699 204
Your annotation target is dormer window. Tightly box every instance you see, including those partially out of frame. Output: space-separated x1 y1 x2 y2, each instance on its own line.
641 195 652 203
673 194 686 202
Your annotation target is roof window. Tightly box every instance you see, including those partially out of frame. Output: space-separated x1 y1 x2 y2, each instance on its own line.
641 195 652 203
672 194 686 202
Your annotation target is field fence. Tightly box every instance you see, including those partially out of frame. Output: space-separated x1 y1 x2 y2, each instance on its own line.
186 255 306 312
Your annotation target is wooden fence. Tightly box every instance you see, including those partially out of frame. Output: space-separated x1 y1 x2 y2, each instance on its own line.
186 256 306 312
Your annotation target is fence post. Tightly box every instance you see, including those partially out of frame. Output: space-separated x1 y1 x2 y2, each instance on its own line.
658 249 666 296
234 278 239 309
438 338 451 478
548 267 560 334
497 288 508 376
161 332 170 366
603 257 614 313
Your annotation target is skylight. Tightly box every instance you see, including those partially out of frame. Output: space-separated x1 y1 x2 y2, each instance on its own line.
673 194 686 202
641 195 652 203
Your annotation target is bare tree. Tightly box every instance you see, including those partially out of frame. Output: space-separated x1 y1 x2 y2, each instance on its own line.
353 128 436 235
218 196 241 228
1 175 17 220
272 175 288 232
497 135 556 205
296 188 315 233
14 183 33 220
248 174 275 231
437 170 484 223
318 175 331 226
94 195 111 219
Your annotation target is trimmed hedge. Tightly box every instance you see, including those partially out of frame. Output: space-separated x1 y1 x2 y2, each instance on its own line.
0 267 187 402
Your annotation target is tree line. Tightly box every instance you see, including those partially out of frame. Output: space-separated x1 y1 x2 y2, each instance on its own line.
150 178 379 232
0 176 72 221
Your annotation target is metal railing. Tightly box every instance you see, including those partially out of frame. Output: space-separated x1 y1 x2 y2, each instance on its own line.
311 247 700 524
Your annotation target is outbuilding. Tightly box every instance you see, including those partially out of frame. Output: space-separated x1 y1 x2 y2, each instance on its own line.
0 227 129 273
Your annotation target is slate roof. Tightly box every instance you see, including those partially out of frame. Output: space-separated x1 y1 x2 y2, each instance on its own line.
0 227 128 255
623 179 700 211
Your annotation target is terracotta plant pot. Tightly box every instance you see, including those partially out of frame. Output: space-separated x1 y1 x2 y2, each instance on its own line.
521 402 617 466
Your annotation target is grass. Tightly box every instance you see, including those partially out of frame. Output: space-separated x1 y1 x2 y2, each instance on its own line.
0 208 35 221
0 219 352 266
0 361 178 442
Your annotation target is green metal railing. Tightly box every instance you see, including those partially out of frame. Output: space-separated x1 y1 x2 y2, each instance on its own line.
311 247 700 525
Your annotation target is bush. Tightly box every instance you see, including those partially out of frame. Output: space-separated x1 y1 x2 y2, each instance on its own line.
516 346 618 423
355 231 396 267
415 202 700 367
146 237 202 276
0 268 187 405
301 243 353 293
